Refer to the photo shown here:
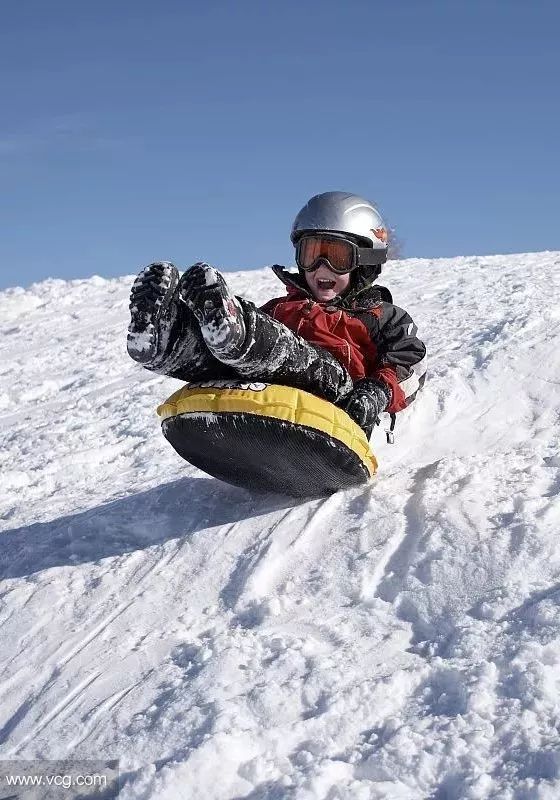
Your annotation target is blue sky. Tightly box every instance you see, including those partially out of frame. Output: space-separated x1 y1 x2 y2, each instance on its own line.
1 0 559 289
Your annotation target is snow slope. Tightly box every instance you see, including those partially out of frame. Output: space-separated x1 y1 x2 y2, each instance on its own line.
1 252 560 799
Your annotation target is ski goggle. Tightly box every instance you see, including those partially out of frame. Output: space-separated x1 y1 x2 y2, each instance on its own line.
295 234 385 275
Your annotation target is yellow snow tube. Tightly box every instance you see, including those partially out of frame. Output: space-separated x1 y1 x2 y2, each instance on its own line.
157 381 377 497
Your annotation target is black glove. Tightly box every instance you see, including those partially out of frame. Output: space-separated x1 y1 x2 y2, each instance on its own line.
342 378 391 438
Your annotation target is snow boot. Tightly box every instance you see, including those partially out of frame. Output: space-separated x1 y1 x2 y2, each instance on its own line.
127 262 181 366
179 263 247 359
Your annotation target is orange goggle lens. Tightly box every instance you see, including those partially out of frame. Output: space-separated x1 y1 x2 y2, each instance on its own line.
297 236 356 274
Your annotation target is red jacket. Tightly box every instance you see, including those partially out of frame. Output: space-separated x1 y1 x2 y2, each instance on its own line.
261 269 426 414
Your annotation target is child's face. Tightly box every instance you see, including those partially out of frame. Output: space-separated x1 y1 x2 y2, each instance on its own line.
304 263 351 302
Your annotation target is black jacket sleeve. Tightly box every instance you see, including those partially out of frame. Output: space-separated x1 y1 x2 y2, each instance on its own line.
363 303 427 412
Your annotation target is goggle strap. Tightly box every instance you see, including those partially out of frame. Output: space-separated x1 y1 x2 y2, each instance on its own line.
357 247 388 267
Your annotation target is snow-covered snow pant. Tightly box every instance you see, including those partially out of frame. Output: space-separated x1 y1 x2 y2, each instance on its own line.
144 297 354 405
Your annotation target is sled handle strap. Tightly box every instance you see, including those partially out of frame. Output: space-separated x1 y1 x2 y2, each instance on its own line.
386 413 397 444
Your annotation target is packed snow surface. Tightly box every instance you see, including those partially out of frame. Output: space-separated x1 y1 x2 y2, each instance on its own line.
1 252 560 799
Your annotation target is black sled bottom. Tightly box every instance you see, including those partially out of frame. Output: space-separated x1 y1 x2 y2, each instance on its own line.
162 414 370 497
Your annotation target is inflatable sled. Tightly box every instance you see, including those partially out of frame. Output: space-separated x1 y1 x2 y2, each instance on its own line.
157 381 378 497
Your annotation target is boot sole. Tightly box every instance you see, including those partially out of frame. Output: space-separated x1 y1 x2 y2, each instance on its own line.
127 263 179 364
179 265 246 351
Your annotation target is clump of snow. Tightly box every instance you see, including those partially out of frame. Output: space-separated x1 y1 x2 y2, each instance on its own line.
1 253 560 799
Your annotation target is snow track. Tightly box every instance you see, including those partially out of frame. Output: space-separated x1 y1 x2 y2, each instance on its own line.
1 254 560 798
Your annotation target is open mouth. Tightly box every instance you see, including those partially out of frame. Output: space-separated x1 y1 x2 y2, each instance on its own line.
317 279 336 290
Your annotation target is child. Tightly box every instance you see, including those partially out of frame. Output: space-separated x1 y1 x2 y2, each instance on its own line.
127 191 426 437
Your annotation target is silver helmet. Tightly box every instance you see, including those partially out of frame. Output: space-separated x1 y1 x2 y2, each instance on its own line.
291 191 388 263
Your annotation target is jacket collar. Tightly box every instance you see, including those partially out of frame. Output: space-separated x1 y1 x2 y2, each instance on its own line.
271 265 392 310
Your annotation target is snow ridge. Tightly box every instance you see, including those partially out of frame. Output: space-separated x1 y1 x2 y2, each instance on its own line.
1 253 560 799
